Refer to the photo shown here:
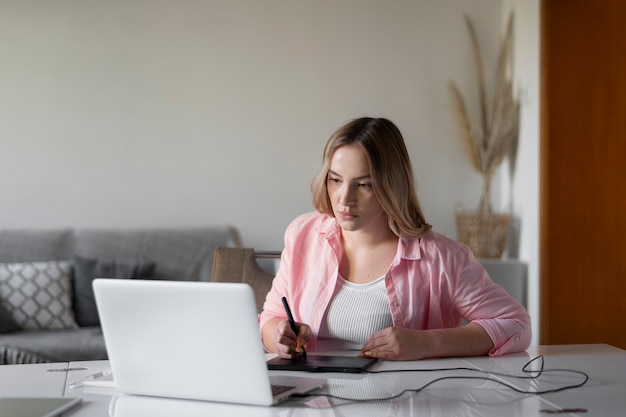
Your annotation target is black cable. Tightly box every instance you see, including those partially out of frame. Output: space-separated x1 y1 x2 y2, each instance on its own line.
291 355 590 403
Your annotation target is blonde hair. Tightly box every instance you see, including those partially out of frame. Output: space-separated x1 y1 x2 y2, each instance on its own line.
311 117 431 238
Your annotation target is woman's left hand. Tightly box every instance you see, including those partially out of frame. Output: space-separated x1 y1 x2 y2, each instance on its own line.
359 323 494 361
358 327 433 361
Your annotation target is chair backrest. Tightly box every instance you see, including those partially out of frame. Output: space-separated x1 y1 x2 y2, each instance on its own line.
210 248 277 313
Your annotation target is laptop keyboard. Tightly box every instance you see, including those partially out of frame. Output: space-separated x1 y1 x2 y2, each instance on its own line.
271 384 295 396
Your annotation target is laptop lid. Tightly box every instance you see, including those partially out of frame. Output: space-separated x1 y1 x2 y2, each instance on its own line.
93 279 323 406
109 394 275 417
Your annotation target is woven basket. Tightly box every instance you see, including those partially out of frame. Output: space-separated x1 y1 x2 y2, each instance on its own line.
455 211 511 258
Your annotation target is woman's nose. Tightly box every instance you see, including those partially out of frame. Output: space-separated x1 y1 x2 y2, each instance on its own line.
339 184 356 206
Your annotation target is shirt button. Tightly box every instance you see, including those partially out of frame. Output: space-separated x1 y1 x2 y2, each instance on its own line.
515 336 520 342
386 274 392 279
393 302 399 307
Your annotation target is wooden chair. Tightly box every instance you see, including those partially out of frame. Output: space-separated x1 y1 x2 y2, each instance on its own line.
210 247 279 313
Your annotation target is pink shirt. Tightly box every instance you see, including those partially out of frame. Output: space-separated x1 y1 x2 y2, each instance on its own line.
259 212 531 356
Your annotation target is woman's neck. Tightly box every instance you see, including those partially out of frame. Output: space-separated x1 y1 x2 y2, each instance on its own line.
340 219 398 248
339 225 399 284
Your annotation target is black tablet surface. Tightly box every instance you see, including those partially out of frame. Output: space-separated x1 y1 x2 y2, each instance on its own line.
267 355 378 373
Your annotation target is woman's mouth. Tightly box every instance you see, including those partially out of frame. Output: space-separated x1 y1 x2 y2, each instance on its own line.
338 211 357 221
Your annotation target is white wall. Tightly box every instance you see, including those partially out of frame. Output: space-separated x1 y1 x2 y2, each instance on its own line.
501 0 540 344
0 0 503 246
1 0 539 340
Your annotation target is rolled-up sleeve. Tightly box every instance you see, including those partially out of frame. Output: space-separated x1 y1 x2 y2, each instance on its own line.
454 255 532 356
408 234 533 357
474 313 531 356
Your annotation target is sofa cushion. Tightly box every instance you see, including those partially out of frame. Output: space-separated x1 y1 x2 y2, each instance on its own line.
0 302 20 333
0 327 107 363
0 260 77 331
0 344 50 364
72 256 156 327
72 228 240 282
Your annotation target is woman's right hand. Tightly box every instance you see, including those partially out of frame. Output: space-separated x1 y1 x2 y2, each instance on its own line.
273 319 311 359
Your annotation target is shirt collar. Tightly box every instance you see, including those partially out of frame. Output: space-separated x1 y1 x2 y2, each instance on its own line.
397 236 422 261
317 214 424 262
318 215 341 240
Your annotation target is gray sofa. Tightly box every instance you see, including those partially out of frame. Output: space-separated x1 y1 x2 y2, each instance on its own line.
0 227 240 365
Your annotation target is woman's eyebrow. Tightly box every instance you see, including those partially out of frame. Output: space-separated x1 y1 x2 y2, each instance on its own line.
328 169 371 181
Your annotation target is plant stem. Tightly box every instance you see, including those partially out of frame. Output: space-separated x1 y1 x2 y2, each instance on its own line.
478 174 493 216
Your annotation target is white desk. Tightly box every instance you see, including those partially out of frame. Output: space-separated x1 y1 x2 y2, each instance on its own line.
2 344 624 417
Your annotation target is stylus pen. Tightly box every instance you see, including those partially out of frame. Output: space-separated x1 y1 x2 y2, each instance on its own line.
68 369 112 389
281 296 307 360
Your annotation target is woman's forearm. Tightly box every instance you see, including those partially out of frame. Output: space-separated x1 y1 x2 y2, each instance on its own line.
359 322 494 361
425 322 494 358
261 317 282 353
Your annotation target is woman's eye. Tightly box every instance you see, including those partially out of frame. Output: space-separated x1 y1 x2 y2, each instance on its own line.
328 177 341 184
358 183 373 188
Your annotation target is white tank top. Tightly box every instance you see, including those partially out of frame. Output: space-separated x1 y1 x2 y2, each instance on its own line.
317 275 393 351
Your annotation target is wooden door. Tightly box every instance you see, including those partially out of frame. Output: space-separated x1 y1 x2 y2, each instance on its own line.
540 0 626 348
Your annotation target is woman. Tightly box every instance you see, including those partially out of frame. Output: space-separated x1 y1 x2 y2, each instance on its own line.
260 117 531 361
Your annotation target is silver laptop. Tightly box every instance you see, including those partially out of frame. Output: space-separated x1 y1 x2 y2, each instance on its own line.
93 279 324 406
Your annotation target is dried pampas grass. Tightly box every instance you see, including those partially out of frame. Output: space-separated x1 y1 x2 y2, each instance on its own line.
448 12 520 216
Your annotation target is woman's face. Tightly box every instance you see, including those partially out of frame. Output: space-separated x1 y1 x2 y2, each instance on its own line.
327 144 387 233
